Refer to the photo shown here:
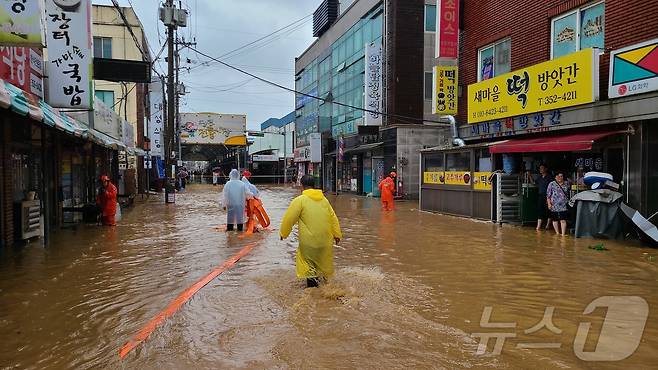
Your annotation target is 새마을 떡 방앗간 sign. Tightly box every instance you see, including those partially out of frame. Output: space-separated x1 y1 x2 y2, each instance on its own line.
467 48 599 124
433 65 458 115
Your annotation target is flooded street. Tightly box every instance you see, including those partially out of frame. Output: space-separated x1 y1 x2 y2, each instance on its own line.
1 185 657 369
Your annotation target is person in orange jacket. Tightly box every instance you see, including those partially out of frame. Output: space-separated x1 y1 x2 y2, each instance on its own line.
378 171 396 211
96 175 118 226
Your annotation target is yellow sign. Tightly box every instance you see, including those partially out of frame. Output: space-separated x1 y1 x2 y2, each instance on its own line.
433 66 458 115
423 171 444 184
467 48 599 123
444 171 471 186
473 172 492 191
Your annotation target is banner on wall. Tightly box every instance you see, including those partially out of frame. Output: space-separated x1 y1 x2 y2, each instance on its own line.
444 171 471 186
364 40 383 126
435 0 459 59
473 172 492 191
432 65 458 115
423 171 445 185
179 112 247 146
608 38 658 99
45 0 93 109
467 48 599 124
0 0 44 47
148 79 164 156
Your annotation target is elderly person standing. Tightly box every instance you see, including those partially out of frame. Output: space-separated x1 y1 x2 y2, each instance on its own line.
546 171 571 236
222 169 253 231
528 163 553 231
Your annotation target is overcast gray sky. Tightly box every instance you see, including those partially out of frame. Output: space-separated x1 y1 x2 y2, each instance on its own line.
94 0 318 130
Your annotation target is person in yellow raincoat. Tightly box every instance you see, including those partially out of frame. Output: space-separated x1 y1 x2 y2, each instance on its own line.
280 174 342 288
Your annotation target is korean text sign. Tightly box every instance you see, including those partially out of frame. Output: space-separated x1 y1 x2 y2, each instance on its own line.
148 79 164 157
0 0 44 46
433 65 458 115
436 0 459 59
0 47 43 97
364 40 383 126
45 0 93 109
467 48 599 124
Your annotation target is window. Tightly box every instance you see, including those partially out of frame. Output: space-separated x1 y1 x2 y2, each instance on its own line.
478 38 511 81
424 71 433 100
424 154 444 172
95 90 114 107
425 4 436 32
446 152 471 171
93 37 112 58
551 2 604 59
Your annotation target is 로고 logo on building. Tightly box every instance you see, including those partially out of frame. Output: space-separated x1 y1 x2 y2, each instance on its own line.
609 38 658 99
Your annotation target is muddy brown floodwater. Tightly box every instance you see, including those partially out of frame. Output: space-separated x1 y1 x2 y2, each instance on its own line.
1 185 657 369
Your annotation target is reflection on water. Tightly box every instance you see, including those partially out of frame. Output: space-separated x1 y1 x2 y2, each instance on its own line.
0 185 657 369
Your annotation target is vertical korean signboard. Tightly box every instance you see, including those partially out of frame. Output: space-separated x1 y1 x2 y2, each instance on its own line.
0 1 44 46
45 0 93 109
148 79 164 157
364 40 383 126
435 0 459 59
432 65 458 115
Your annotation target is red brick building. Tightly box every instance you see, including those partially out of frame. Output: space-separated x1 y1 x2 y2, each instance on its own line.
421 0 658 220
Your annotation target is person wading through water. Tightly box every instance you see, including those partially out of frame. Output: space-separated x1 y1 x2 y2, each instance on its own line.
280 175 342 288
222 169 253 231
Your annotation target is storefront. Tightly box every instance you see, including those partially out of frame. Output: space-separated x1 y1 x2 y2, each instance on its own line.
423 46 658 222
294 132 321 187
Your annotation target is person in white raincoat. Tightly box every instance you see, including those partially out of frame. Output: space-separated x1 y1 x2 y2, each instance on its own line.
222 169 252 231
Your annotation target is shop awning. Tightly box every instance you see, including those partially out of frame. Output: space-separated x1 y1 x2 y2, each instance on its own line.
90 129 125 150
345 142 383 153
489 131 625 154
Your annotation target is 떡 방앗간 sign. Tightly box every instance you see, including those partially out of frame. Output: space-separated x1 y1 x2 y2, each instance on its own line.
468 48 599 124
364 40 383 126
45 0 93 109
0 1 44 47
609 38 658 99
435 0 459 59
432 65 458 115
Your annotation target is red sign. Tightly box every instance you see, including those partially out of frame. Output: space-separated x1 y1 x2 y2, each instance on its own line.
436 0 460 59
0 46 44 97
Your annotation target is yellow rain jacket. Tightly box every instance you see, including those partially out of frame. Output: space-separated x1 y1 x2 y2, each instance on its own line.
280 189 342 279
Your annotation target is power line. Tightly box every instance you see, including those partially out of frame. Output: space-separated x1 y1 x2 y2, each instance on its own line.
187 46 450 126
187 13 312 73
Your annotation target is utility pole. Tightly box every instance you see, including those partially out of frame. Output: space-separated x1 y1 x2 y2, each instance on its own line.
160 0 187 203
164 0 176 203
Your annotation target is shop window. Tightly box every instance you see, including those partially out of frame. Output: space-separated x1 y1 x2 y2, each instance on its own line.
551 2 604 59
425 4 436 32
424 154 444 172
424 72 433 100
93 37 112 58
478 38 511 81
95 90 114 107
446 151 471 171
476 149 492 171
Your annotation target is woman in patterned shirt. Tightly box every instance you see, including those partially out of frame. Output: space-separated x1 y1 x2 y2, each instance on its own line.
546 171 571 236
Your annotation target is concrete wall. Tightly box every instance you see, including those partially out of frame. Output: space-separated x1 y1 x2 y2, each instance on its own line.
396 125 450 198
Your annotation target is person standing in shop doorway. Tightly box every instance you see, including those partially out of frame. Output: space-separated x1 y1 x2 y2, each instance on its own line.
529 163 553 231
280 175 342 288
546 171 571 236
378 171 396 211
96 175 118 226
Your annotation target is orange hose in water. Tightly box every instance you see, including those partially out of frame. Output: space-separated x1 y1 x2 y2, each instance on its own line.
118 242 259 359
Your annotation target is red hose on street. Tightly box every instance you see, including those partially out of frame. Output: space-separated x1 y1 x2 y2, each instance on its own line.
119 242 259 359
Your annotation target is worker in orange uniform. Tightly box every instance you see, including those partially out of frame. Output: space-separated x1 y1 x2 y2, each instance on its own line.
378 171 396 211
96 175 118 226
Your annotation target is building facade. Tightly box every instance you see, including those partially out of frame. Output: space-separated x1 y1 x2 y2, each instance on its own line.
295 0 449 197
421 0 658 220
